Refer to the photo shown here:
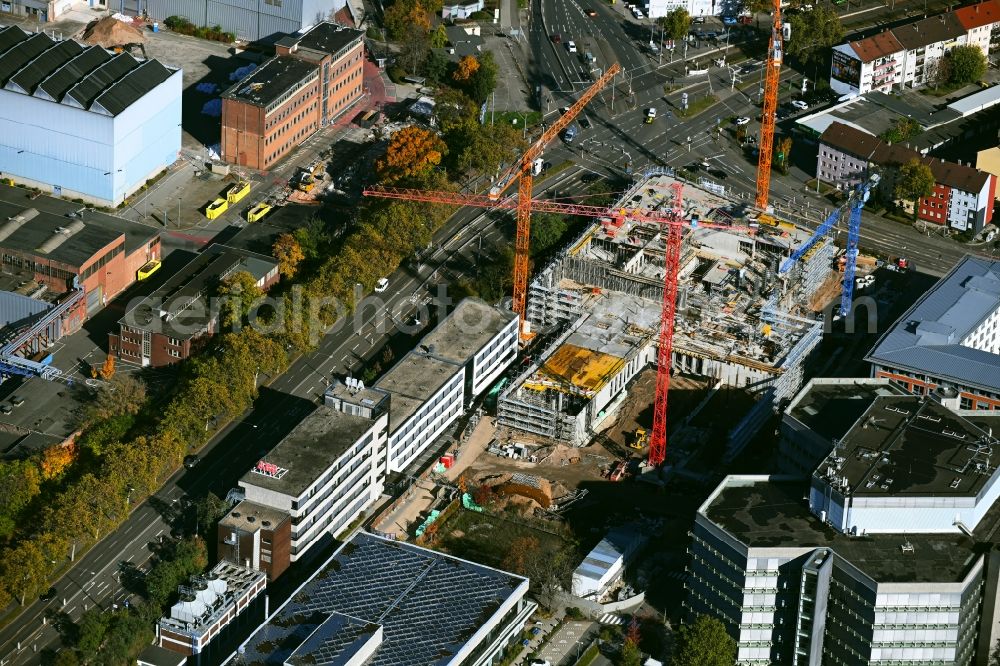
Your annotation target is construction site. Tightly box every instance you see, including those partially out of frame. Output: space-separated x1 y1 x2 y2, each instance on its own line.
497 171 830 463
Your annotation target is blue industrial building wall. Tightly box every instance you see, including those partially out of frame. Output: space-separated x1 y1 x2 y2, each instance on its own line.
0 70 182 206
112 69 183 203
136 0 346 40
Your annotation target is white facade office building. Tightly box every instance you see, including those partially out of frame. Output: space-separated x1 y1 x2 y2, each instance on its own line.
420 298 519 399
686 386 1000 665
375 351 465 473
238 386 389 562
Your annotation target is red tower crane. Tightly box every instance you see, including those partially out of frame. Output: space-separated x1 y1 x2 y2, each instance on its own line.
754 0 784 210
363 183 754 466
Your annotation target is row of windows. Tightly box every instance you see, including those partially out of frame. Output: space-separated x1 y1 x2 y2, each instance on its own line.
264 76 317 115
265 105 317 144
80 243 124 281
2 253 75 282
263 122 318 166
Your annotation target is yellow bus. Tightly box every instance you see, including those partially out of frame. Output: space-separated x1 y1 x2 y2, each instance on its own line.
246 202 272 223
226 181 251 204
205 198 229 220
137 259 161 281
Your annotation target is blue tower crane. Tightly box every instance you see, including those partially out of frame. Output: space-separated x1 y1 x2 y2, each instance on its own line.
774 173 879 318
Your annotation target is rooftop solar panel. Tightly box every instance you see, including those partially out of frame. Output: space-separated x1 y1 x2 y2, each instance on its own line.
241 532 527 665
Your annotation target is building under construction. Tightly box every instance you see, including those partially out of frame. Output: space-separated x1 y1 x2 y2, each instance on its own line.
498 173 830 458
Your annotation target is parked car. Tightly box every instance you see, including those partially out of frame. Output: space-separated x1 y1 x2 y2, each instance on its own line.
550 33 561 43
375 277 390 292
0 405 11 415
579 115 592 128
790 99 809 110
722 15 738 25
10 395 23 407
735 116 751 125
693 15 706 22
645 107 657 123
183 455 200 469
586 8 597 15
39 587 57 603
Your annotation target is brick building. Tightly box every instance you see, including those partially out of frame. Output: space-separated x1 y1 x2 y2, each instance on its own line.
110 245 278 368
217 501 292 581
220 22 364 169
0 191 160 318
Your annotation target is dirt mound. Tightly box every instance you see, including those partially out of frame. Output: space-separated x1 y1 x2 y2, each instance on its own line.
82 17 144 49
535 443 584 466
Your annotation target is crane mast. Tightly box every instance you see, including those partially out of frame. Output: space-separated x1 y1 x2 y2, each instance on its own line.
755 0 783 210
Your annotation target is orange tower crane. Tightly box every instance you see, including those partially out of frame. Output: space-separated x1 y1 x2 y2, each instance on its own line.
487 62 621 333
364 184 756 467
754 0 784 210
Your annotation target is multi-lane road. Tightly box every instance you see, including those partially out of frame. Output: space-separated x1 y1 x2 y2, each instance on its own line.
0 164 595 664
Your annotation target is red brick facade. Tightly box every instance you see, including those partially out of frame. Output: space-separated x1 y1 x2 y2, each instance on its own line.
221 24 365 170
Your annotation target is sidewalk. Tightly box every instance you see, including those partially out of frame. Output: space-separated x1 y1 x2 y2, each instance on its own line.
373 415 497 536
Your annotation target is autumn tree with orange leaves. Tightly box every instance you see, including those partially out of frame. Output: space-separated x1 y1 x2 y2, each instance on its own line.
273 232 305 279
453 55 480 82
39 442 76 481
376 126 447 184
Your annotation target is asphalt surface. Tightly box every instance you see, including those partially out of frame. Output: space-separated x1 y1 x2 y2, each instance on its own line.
0 165 591 664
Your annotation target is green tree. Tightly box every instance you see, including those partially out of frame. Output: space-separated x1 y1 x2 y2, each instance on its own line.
422 48 450 84
944 44 987 85
464 52 499 104
530 213 570 258
787 6 844 69
429 23 448 48
879 117 921 144
192 492 230 536
80 373 147 429
75 608 110 661
216 270 264 329
445 119 526 179
0 459 42 538
894 158 935 218
434 87 479 132
2 539 49 604
292 216 329 262
657 8 691 41
619 638 642 666
670 615 736 666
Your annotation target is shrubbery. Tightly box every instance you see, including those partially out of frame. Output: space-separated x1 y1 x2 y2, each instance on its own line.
164 16 235 43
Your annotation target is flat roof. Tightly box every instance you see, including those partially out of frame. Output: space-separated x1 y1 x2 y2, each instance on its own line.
787 379 908 442
418 298 516 368
705 478 979 583
219 500 289 533
279 22 364 57
160 561 266 637
814 396 1000 497
222 55 317 107
374 352 463 433
238 531 527 666
866 256 1000 393
0 183 159 261
240 404 377 498
0 25 176 115
119 244 277 339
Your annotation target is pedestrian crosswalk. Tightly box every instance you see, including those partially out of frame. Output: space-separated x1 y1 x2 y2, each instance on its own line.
600 613 625 625
668 571 689 582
